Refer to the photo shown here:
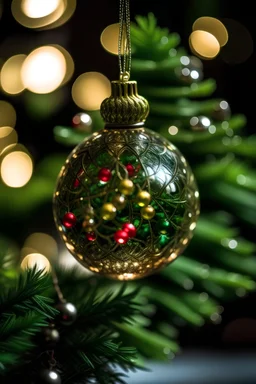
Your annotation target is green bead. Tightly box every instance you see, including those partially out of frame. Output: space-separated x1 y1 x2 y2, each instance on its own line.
158 234 170 247
133 219 140 228
157 219 171 234
156 212 165 219
137 224 150 238
173 215 183 225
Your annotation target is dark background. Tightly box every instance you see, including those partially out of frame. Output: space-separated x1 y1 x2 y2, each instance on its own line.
1 0 256 355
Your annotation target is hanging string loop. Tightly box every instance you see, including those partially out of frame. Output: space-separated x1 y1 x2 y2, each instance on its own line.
118 0 131 82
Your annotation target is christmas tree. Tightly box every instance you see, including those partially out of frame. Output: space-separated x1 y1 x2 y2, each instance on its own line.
0 7 256 384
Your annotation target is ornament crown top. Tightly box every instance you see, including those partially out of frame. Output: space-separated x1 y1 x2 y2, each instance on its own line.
100 0 149 127
100 79 149 127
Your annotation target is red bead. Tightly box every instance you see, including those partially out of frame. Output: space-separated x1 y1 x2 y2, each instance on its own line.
126 163 135 177
73 178 80 188
98 168 112 182
122 223 136 238
114 230 129 244
62 212 77 228
73 169 84 188
86 232 96 241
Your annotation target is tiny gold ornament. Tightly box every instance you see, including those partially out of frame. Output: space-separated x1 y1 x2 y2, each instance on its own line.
101 203 117 221
112 194 127 210
118 179 134 195
52 0 200 280
136 190 151 207
140 205 156 220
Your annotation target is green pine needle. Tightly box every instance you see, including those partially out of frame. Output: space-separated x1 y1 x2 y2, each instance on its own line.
0 268 57 318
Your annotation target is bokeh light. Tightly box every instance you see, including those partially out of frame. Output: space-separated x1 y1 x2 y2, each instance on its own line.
100 23 125 55
0 101 17 127
0 54 26 95
220 19 253 64
189 30 220 60
72 72 111 111
21 253 51 273
59 248 92 274
40 0 76 30
11 0 66 29
1 150 33 188
0 127 18 154
21 0 60 18
193 17 228 47
222 318 256 343
23 232 58 260
168 126 179 135
50 44 74 85
21 46 66 94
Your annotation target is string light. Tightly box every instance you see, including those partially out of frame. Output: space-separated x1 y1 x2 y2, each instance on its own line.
193 17 228 47
20 253 51 273
1 150 33 188
72 72 111 110
23 233 58 260
21 46 66 94
11 0 66 29
50 44 75 86
0 101 17 128
220 18 253 64
0 127 18 154
40 0 76 30
21 0 60 18
100 23 125 55
189 30 220 60
0 54 26 95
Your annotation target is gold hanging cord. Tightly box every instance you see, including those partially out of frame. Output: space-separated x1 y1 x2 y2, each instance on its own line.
118 0 131 82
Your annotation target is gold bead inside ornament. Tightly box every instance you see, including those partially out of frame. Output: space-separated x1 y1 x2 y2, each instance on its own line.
141 205 155 220
118 179 134 195
112 194 127 210
101 203 117 220
136 190 151 207
82 218 95 232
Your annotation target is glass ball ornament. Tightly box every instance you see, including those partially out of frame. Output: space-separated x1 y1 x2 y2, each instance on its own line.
72 112 92 133
38 369 61 384
190 115 211 132
55 302 77 326
211 100 231 121
43 326 60 347
53 80 200 280
175 55 203 84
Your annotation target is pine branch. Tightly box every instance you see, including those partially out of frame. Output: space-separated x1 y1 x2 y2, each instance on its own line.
140 78 216 99
0 312 48 339
75 284 140 327
131 13 180 61
0 237 19 271
94 369 130 384
115 322 179 360
58 329 139 384
0 268 57 318
70 331 137 369
166 257 256 290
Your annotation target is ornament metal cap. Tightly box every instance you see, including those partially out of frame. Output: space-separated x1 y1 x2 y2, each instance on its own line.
100 80 149 127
